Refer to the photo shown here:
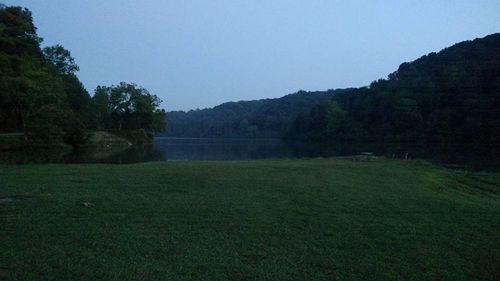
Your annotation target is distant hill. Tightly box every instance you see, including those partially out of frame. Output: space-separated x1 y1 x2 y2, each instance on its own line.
163 89 351 138
162 33 500 166
286 33 500 165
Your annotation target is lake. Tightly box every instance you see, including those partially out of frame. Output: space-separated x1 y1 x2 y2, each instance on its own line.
1 137 390 164
155 137 295 160
2 137 491 168
66 137 341 163
62 137 392 164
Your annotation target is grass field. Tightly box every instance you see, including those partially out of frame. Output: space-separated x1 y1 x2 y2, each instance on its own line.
0 159 499 280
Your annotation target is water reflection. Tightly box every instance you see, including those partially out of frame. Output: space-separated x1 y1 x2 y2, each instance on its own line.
153 138 421 161
155 138 294 160
1 137 497 169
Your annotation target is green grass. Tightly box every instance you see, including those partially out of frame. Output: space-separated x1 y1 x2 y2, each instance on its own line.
87 131 132 147
0 159 499 280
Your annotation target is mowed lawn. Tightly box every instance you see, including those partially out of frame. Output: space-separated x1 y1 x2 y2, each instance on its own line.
0 159 499 280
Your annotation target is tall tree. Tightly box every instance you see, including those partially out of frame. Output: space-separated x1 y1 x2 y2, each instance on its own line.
0 5 88 148
0 5 65 135
43 45 79 75
93 82 166 138
43 45 93 127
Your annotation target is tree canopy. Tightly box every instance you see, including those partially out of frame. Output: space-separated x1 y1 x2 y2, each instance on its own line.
43 45 80 75
0 4 166 149
285 33 500 165
92 82 166 140
162 89 348 138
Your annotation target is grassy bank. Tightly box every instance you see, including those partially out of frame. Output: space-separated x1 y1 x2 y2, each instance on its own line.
0 159 499 280
87 131 133 148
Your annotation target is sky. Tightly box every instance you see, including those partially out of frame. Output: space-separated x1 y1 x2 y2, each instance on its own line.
4 1 500 111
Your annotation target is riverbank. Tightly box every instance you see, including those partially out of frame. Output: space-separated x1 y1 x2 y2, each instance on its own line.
0 131 133 164
0 158 498 280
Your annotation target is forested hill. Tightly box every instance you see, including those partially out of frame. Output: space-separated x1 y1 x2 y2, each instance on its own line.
163 89 350 138
165 34 500 143
286 33 500 164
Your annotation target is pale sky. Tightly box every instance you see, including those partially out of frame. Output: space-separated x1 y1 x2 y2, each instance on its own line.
4 0 500 110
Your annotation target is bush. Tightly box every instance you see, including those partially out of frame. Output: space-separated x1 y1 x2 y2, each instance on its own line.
26 105 87 149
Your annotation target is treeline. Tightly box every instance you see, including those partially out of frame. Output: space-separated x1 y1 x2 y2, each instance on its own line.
164 33 499 165
163 89 348 138
287 33 500 163
0 5 165 148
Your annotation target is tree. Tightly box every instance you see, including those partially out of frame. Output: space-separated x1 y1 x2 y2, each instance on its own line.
42 44 93 127
26 104 85 149
92 86 111 129
0 16 66 134
285 33 500 166
93 82 166 139
0 5 87 148
0 5 46 132
60 73 93 127
43 45 79 75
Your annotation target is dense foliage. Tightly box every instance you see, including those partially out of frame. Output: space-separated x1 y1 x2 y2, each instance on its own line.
163 33 499 165
163 89 348 138
286 34 500 163
93 83 166 142
0 5 165 148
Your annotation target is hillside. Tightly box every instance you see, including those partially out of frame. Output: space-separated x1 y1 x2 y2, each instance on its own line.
285 33 500 165
164 34 500 145
163 89 351 138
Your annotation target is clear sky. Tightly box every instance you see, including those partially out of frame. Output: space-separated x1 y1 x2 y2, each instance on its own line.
4 0 500 111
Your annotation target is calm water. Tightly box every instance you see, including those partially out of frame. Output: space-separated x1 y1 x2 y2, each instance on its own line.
61 137 375 164
3 137 492 168
155 137 293 160
1 138 347 164
66 137 339 163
